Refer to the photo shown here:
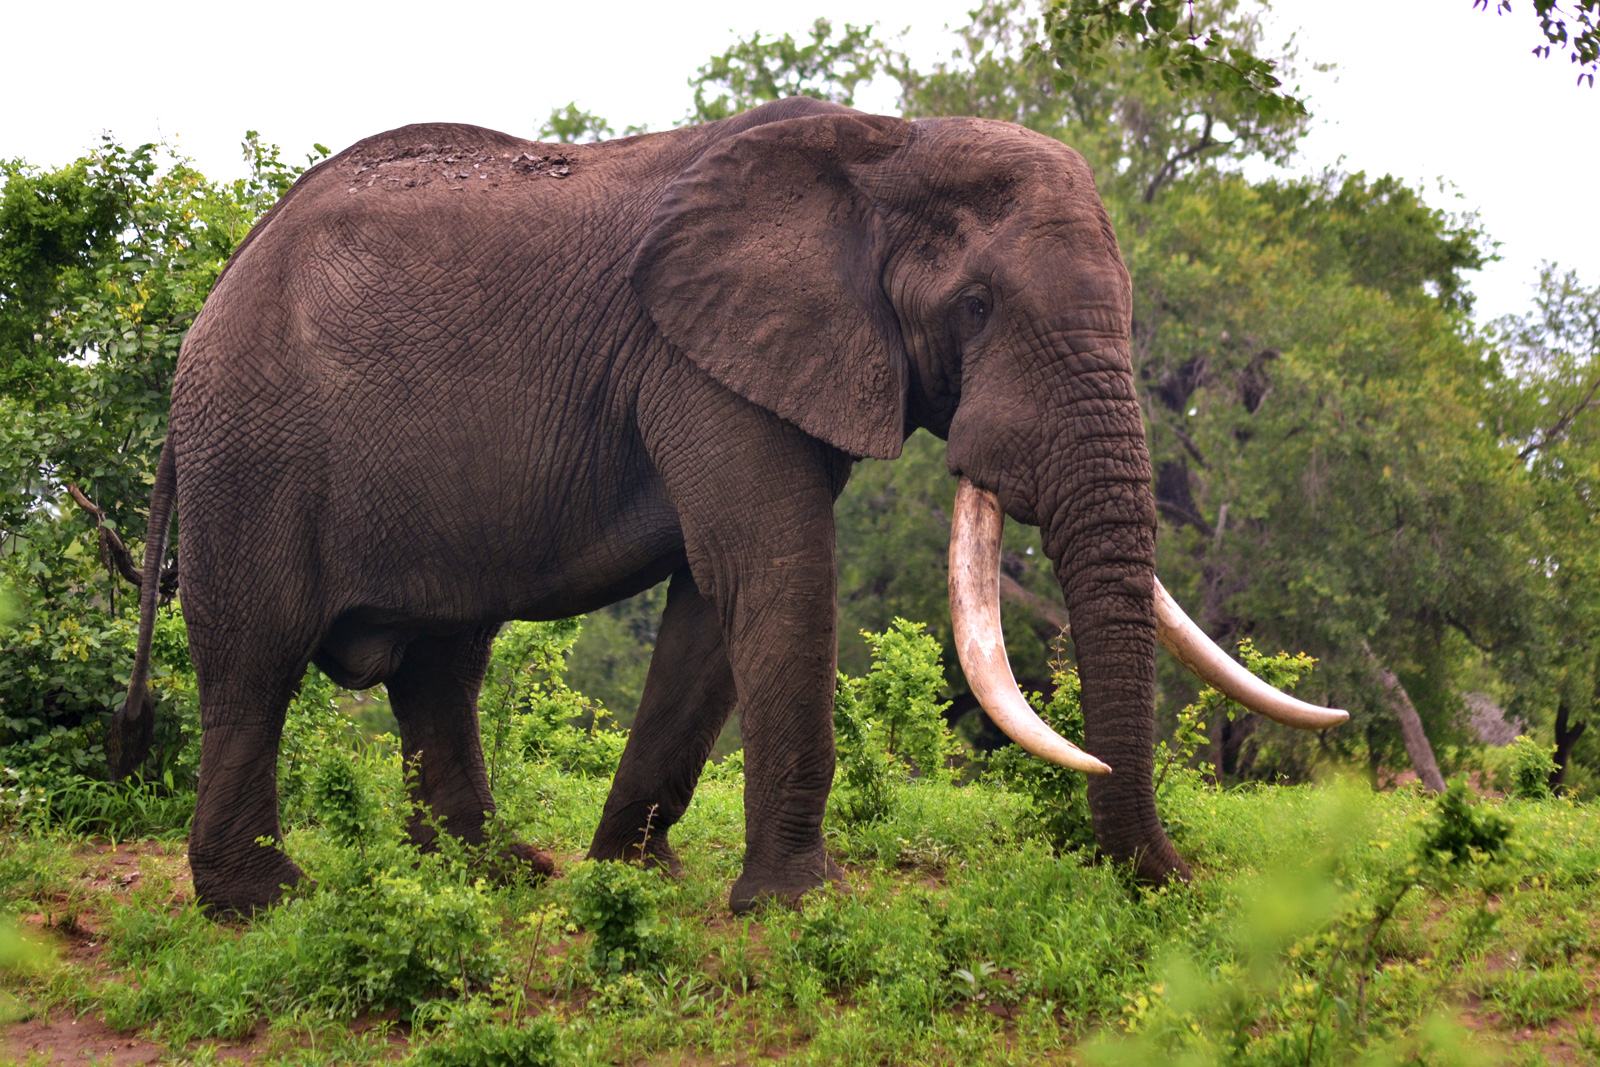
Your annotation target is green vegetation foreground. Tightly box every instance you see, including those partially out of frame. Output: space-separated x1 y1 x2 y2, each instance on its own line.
2 621 1597 1066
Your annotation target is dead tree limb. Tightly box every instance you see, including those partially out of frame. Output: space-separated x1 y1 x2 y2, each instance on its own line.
1363 642 1446 793
66 483 143 586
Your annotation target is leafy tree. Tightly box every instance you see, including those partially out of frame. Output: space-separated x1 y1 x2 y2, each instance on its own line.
538 103 616 143
893 0 1315 203
1052 0 1600 95
1487 265 1600 793
0 133 324 780
1036 0 1308 122
687 17 885 123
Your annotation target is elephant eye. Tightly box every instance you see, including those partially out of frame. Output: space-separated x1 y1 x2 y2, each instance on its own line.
950 287 993 344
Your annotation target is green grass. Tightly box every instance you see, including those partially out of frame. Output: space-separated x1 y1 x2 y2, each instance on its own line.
1 763 1596 1066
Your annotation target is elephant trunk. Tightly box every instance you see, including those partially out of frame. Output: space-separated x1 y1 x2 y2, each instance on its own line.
1040 340 1189 884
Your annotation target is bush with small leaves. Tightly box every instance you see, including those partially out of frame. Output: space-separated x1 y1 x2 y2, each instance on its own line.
479 620 628 781
410 999 562 1067
312 748 378 863
564 860 679 976
830 619 956 825
1504 735 1558 800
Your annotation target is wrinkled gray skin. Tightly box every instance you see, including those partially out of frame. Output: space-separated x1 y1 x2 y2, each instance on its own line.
116 97 1187 914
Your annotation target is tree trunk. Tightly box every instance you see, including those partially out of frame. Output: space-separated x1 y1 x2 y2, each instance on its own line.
1550 700 1588 796
1364 644 1446 794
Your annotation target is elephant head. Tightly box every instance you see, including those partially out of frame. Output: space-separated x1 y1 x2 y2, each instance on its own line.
632 105 1344 882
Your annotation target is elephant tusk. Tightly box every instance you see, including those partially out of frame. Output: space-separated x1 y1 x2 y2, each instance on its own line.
1153 580 1349 730
949 478 1112 775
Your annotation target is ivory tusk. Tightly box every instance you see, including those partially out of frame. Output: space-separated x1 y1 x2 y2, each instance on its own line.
1153 580 1349 730
949 478 1112 775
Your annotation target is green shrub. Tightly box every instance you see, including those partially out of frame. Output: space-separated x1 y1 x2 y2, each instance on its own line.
278 665 375 828
1088 780 1517 1065
830 619 955 826
986 662 1095 854
564 860 678 976
0 593 201 790
411 1013 562 1067
990 640 1317 856
479 620 628 781
1504 735 1557 800
105 859 507 1037
312 747 379 862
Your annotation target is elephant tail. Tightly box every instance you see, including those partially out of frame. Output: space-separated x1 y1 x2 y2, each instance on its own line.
108 441 177 780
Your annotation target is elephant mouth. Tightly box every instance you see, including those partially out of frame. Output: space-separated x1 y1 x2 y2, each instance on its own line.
948 478 1348 774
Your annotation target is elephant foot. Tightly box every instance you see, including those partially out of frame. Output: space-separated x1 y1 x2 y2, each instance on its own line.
587 834 684 876
191 847 306 917
728 852 845 915
471 841 557 884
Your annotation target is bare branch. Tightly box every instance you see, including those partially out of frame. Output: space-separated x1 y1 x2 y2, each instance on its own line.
65 483 143 587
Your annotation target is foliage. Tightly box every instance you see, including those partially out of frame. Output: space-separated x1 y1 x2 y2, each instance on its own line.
1478 0 1600 86
1504 735 1559 799
3 689 1599 1063
688 17 885 122
102 864 508 1037
1085 780 1514 1065
830 619 957 825
0 132 323 785
987 656 1095 853
564 860 679 976
991 638 1314 853
893 0 1315 204
312 746 378 860
410 1001 562 1067
537 103 615 143
479 619 628 782
1038 0 1306 122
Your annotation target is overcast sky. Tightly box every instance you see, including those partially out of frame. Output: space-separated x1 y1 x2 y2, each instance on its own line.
4 0 1594 324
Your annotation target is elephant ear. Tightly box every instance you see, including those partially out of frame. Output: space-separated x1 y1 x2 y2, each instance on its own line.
630 112 914 460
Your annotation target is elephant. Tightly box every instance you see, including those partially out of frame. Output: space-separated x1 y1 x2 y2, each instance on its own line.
111 97 1345 915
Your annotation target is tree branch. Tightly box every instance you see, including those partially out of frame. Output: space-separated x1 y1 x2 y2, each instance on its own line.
1362 641 1446 794
999 573 1070 635
1144 113 1231 203
1157 499 1215 538
1517 372 1600 460
65 483 143 586
1170 423 1210 469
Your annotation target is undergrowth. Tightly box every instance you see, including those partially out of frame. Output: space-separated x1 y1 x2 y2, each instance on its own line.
0 617 1595 1066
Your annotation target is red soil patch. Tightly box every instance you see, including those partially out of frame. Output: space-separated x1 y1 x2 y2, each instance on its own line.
4 1011 171 1066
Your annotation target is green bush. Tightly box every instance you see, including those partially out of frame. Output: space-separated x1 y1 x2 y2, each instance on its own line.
986 662 1095 854
480 620 628 782
104 856 507 1037
410 1005 563 1067
830 619 955 826
990 640 1316 857
0 593 201 790
1504 735 1558 800
564 860 679 976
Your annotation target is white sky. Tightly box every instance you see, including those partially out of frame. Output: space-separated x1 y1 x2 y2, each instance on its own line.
3 0 1594 324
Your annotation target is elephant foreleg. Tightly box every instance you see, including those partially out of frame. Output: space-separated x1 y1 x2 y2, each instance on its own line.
588 567 738 871
388 626 554 878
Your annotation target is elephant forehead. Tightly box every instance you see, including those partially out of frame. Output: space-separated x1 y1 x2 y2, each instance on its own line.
903 118 1101 201
985 212 1130 312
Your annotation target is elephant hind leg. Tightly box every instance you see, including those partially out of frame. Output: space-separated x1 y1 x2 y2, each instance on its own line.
387 626 554 880
589 568 738 872
188 639 313 915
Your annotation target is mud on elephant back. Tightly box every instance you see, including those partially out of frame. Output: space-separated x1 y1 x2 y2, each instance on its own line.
109 96 1345 915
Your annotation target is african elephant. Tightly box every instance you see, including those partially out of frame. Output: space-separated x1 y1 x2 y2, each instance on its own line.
113 97 1343 914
